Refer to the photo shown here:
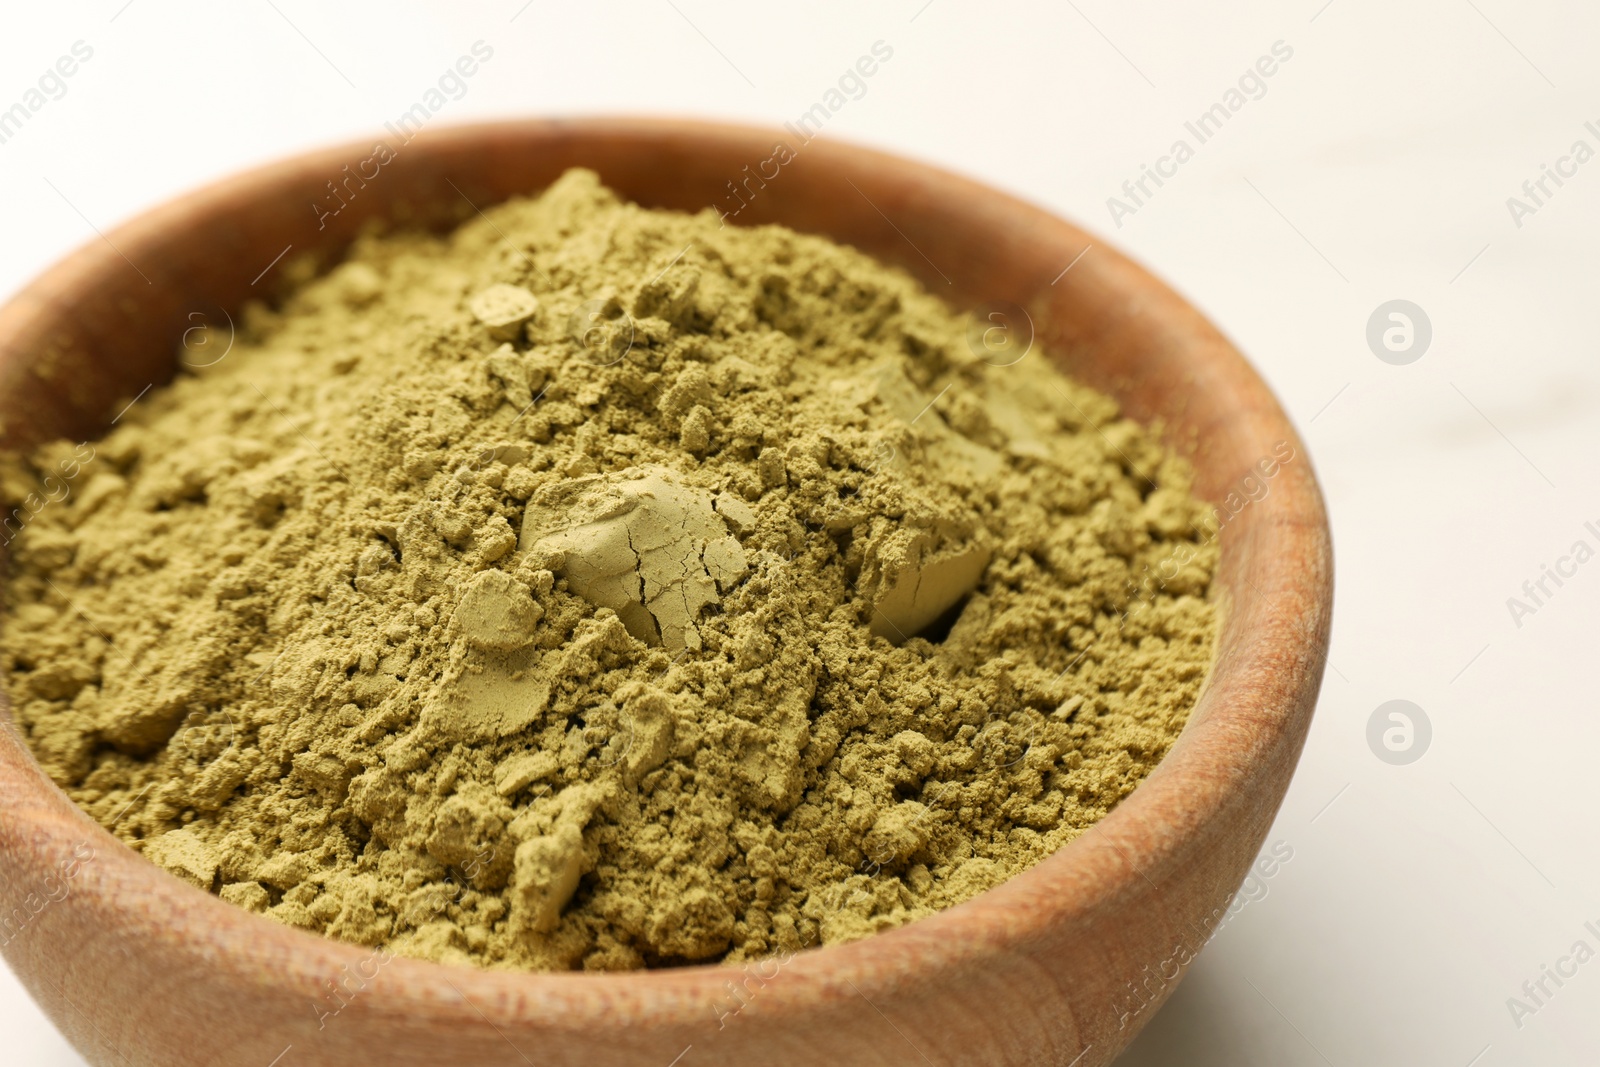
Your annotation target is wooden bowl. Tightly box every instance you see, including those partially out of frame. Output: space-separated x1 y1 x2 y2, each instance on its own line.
0 118 1331 1066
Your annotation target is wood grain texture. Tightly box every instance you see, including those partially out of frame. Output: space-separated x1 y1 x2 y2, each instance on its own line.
0 118 1332 1067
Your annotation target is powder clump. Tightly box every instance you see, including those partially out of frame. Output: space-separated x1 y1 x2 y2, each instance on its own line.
0 168 1218 971
522 465 746 650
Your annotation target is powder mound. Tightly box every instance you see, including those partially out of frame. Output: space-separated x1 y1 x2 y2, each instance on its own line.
0 167 1220 972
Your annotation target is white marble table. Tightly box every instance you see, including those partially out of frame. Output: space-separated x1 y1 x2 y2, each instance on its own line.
4 2 1597 1063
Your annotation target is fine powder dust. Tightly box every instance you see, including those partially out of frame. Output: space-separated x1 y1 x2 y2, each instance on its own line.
0 169 1218 971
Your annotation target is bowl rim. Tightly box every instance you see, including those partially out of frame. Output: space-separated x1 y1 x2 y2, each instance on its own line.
0 115 1331 1041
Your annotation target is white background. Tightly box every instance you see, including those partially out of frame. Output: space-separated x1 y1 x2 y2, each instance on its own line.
3 2 1599 1064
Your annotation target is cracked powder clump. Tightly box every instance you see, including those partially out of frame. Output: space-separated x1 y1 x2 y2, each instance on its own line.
0 168 1218 971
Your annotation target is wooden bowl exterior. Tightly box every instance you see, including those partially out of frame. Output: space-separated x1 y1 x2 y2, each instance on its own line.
0 118 1331 1067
